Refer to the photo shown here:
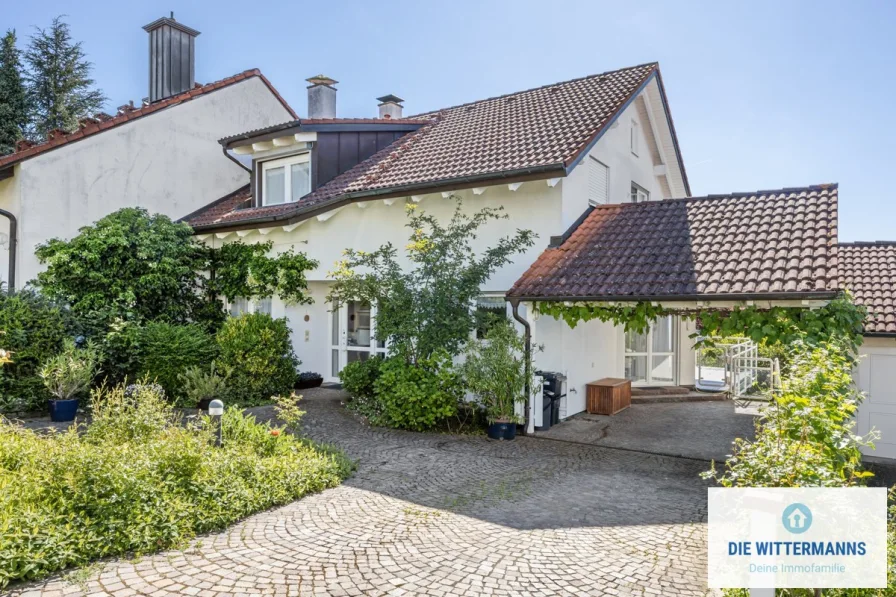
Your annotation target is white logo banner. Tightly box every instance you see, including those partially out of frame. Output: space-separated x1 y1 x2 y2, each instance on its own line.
708 487 887 588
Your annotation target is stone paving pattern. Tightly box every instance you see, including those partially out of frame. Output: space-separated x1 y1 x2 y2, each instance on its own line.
8 389 713 597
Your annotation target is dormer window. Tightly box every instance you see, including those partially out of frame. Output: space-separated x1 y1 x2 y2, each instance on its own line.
262 153 311 206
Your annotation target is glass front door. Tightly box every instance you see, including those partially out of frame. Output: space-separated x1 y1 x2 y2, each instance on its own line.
624 315 677 385
328 300 387 381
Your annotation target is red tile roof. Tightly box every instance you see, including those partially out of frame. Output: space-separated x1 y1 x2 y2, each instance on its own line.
188 62 679 230
839 242 896 335
507 184 840 300
0 69 296 170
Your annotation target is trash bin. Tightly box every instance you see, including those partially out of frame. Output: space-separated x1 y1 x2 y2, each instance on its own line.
535 371 566 431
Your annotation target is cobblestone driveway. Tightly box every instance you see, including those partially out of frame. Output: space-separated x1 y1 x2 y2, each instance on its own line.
9 389 712 597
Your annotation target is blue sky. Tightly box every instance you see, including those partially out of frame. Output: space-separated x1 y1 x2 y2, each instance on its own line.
5 0 895 241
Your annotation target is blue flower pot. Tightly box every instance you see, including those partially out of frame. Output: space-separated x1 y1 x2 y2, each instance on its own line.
49 398 79 422
487 422 517 440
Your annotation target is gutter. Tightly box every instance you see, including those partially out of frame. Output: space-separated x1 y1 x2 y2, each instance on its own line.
509 298 532 436
0 208 16 293
191 162 566 233
221 146 251 173
505 291 841 303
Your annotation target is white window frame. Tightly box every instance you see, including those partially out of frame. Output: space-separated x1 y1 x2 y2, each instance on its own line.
630 119 640 156
227 297 273 317
624 315 678 386
630 182 650 203
473 293 511 340
261 153 311 206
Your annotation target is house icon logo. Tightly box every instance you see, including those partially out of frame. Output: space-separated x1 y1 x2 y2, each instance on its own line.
782 503 813 534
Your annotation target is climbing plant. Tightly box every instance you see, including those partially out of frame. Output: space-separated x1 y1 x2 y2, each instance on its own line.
534 293 866 353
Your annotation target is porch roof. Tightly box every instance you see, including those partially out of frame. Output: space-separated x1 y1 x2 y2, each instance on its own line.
507 184 840 302
839 242 896 336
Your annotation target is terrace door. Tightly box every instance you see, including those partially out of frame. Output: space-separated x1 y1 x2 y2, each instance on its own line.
328 300 387 382
624 315 677 385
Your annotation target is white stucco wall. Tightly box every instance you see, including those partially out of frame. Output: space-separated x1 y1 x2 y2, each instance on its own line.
1 76 293 288
856 337 896 460
560 88 672 228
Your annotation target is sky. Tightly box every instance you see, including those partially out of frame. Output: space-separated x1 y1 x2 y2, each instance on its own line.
4 0 896 241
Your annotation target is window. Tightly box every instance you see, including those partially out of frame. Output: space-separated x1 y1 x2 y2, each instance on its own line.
630 119 640 156
228 297 272 317
262 153 311 206
475 295 509 339
630 182 649 203
588 157 609 206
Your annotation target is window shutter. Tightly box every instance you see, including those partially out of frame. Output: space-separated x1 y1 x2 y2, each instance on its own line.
588 157 609 205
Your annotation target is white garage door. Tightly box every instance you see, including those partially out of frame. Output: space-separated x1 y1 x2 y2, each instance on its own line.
857 347 896 460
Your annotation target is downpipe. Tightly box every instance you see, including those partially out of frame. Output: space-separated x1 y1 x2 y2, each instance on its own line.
509 298 531 436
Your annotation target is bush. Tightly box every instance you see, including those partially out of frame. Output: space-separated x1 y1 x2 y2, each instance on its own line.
340 356 385 422
461 320 530 423
0 291 68 412
131 322 217 404
179 365 226 408
0 384 351 588
40 339 99 400
372 351 461 431
215 313 299 406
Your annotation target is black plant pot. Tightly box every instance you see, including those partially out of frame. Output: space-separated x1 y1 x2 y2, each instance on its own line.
487 421 517 440
295 377 324 390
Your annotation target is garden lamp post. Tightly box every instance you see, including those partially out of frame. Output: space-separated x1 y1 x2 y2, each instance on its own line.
209 399 224 447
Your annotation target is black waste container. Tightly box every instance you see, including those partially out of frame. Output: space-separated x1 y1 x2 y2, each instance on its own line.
535 371 564 431
536 391 553 431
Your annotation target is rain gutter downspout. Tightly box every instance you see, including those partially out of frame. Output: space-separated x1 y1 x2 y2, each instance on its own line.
509 298 531 436
0 208 16 293
222 146 251 173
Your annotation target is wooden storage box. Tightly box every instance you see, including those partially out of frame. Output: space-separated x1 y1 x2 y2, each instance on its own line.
586 378 631 415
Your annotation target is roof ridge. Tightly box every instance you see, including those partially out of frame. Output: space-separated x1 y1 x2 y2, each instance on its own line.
0 68 294 170
584 183 839 211
406 62 659 118
839 241 896 247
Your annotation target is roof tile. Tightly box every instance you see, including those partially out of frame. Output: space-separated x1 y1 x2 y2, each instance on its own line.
507 184 840 300
839 242 896 334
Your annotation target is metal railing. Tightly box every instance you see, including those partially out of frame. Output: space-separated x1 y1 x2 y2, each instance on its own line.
695 337 781 406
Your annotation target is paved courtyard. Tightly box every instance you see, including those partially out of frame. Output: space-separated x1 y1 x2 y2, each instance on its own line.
9 389 714 597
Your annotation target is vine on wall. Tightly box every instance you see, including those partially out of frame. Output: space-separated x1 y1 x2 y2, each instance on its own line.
533 294 866 352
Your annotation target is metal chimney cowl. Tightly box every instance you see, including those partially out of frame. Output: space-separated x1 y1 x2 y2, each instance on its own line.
306 75 337 119
143 14 201 103
377 94 404 119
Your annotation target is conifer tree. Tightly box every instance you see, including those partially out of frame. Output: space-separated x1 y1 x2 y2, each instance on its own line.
25 16 105 138
0 30 28 155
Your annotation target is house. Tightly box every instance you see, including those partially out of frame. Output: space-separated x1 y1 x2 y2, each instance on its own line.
0 16 295 289
183 62 895 458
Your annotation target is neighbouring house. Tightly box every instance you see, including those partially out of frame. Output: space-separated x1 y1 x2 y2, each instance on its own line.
183 61 895 457
0 15 295 289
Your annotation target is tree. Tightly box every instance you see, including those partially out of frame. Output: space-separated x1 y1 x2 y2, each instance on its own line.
0 30 28 154
328 198 536 362
34 207 317 330
25 16 105 138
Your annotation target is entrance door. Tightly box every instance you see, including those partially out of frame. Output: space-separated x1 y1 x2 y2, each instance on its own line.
328 300 387 381
624 315 677 385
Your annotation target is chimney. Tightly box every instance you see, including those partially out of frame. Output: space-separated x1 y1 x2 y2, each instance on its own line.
306 75 338 119
143 13 201 103
377 94 404 119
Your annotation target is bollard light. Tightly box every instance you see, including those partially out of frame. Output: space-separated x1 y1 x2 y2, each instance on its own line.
209 399 224 447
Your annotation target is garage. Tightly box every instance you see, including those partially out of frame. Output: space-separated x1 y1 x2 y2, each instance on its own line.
857 339 896 460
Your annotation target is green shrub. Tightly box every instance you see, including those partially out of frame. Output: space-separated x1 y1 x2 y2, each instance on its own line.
372 351 461 431
132 322 217 404
0 291 68 412
340 356 383 400
215 313 299 406
179 365 227 408
0 384 351 588
40 340 100 400
461 320 531 423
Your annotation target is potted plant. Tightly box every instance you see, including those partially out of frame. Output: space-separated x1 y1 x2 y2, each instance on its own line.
461 320 534 440
179 365 226 410
296 371 324 390
40 339 99 422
